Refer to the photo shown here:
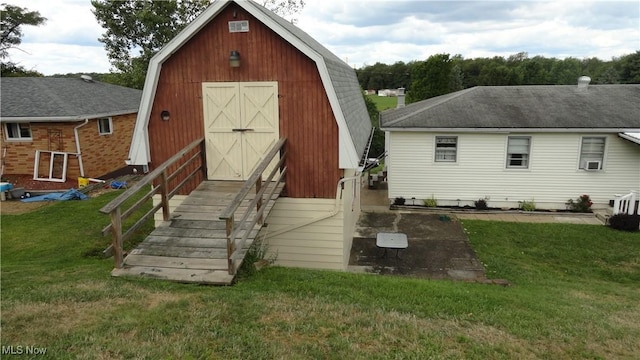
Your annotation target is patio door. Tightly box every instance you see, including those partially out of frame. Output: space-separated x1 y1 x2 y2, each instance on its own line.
202 82 279 180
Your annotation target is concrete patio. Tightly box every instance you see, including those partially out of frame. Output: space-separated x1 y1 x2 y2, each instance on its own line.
350 179 606 282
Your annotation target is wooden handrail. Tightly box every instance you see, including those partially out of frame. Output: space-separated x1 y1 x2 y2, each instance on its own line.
221 138 287 275
99 137 206 269
219 137 287 220
100 138 205 215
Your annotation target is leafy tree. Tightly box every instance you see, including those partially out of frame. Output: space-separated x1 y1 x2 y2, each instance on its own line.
596 66 620 84
1 61 42 77
261 0 305 23
619 51 640 84
91 0 209 89
0 3 46 59
360 51 639 92
449 63 464 92
407 54 454 103
92 0 306 89
550 57 582 84
0 3 46 76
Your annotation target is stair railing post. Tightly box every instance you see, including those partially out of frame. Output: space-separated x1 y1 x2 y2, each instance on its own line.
110 207 124 268
200 139 207 180
225 215 235 275
256 175 263 225
160 170 170 221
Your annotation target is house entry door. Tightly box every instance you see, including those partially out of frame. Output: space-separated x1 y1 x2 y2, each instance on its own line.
202 82 279 181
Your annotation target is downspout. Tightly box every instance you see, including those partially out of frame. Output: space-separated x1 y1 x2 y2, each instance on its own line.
265 175 361 239
73 119 89 177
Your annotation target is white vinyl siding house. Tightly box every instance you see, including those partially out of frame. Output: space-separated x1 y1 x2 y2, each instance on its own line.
387 132 640 210
381 84 640 210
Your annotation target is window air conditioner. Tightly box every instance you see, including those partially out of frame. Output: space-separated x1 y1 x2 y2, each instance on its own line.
585 160 601 171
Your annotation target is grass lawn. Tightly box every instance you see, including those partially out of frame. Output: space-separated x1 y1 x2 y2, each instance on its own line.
367 94 397 112
2 193 639 359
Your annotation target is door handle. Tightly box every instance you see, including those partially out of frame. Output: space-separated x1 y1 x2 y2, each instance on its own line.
232 128 254 132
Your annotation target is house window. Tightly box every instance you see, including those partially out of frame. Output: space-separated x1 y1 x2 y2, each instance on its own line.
506 136 531 168
4 122 32 140
579 137 605 170
435 136 457 162
98 117 113 135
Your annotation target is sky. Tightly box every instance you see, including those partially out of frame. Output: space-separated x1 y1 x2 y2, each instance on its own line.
6 0 640 76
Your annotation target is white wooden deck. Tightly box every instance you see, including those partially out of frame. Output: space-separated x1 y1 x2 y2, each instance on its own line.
111 180 284 285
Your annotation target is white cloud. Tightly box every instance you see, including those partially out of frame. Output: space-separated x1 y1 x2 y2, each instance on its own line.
4 0 639 75
11 43 111 75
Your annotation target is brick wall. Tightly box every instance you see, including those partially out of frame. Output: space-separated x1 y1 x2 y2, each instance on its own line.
1 114 136 180
79 114 136 178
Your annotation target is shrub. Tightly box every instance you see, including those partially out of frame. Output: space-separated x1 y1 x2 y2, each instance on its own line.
520 200 536 212
474 198 488 210
423 196 437 207
608 214 640 232
567 194 593 213
393 197 406 206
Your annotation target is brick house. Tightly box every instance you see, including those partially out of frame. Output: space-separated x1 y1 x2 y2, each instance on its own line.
0 77 142 183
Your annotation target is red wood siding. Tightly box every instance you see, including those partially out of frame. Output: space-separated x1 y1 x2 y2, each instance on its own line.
147 3 340 198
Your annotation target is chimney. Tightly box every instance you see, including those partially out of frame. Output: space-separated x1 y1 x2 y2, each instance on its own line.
397 87 405 108
577 76 591 91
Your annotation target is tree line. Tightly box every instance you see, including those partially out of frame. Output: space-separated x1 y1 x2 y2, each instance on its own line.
357 51 640 103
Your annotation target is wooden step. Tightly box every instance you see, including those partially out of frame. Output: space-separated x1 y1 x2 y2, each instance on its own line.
112 266 235 285
116 180 285 285
123 254 228 270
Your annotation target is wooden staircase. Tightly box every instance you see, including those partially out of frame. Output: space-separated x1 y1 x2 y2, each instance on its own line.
112 181 284 285
100 137 288 285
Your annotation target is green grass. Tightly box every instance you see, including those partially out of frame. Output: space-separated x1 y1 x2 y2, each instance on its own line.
2 194 640 359
367 94 397 112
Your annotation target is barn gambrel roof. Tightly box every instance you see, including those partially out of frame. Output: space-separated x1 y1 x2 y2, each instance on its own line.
128 0 372 169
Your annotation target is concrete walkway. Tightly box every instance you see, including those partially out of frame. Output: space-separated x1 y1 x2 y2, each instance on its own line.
455 211 603 225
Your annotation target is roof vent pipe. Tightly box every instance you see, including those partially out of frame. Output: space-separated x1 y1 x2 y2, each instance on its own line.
577 76 591 91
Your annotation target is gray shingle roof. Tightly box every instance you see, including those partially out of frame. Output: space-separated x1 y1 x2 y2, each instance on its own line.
381 85 640 130
248 1 371 156
0 77 142 121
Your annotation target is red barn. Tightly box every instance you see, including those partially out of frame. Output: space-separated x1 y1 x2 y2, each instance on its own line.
128 0 372 270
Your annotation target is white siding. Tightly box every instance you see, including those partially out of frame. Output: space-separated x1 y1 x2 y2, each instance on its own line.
150 171 363 271
388 132 640 210
262 198 345 270
341 169 361 269
261 170 361 271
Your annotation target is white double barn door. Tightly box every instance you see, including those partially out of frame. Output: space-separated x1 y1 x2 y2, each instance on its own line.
202 82 279 181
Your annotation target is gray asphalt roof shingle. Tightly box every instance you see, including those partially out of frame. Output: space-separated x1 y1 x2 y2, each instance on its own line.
1 77 142 121
381 85 640 130
249 1 372 156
